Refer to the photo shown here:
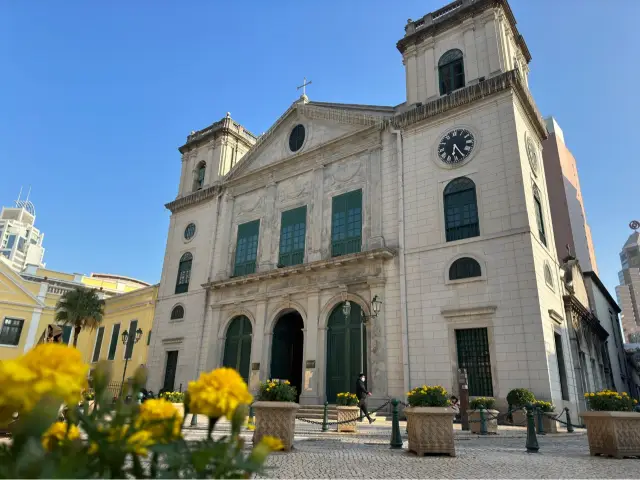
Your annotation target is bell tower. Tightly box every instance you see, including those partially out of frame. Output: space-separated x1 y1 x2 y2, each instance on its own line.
397 0 531 108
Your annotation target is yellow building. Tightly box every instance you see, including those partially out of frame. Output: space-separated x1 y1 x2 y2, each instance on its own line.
0 258 157 390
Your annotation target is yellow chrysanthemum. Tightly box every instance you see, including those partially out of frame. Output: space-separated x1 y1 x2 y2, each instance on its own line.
0 344 88 425
136 399 183 441
188 367 253 419
41 421 80 451
259 435 284 451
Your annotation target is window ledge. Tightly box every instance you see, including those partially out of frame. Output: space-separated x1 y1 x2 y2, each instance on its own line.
0 343 19 348
169 318 185 324
445 276 485 286
204 247 396 290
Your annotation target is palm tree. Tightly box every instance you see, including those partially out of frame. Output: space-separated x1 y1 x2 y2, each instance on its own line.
55 287 105 347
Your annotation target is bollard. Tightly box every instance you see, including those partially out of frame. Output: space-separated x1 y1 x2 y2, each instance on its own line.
536 408 545 435
479 408 487 435
190 412 198 426
390 399 403 449
322 401 329 432
525 405 539 453
564 407 574 433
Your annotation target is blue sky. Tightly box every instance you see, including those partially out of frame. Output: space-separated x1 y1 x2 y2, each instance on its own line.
1 0 638 296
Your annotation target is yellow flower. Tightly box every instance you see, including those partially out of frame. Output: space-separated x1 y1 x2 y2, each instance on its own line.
136 398 183 441
283 380 290 385
259 435 284 451
188 367 253 419
41 421 80 451
0 344 88 425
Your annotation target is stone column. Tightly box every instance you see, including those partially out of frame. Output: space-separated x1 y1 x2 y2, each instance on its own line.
367 278 388 402
485 16 502 75
258 183 277 272
206 305 223 371
423 41 436 99
405 46 418 105
308 166 324 262
462 22 479 83
300 290 321 405
366 147 384 250
251 298 268 393
178 154 188 196
215 193 234 280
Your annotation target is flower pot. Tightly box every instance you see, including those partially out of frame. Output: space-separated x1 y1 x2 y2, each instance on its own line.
337 406 360 432
253 401 299 452
405 407 456 457
541 412 558 433
467 409 499 434
581 411 640 458
508 409 527 426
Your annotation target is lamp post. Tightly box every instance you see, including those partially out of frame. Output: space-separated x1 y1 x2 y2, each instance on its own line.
119 327 143 397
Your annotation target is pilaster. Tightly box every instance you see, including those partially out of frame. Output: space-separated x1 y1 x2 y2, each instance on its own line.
215 193 234 280
258 182 277 271
423 40 436 100
308 166 324 262
251 298 268 392
366 147 385 250
462 21 479 83
367 278 388 400
300 290 321 404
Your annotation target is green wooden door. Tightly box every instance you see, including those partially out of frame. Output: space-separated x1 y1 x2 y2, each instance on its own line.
326 302 366 403
270 313 304 401
223 316 252 384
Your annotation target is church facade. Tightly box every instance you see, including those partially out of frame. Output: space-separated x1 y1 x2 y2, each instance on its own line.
147 0 582 414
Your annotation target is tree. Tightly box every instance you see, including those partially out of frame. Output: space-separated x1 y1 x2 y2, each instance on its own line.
55 287 105 347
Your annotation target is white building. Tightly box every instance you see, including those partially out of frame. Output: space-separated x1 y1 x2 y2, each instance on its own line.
148 0 586 415
0 192 45 273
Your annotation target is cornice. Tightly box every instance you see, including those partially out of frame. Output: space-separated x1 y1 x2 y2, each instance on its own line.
441 305 497 318
203 248 396 290
165 184 221 214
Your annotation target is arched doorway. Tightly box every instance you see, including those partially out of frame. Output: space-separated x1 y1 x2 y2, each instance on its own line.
326 302 366 403
222 315 252 384
270 311 304 401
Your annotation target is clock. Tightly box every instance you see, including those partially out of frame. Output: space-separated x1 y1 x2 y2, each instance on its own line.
437 128 475 165
526 135 539 173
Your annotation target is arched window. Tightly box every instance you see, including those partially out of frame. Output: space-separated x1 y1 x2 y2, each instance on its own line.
170 305 184 320
194 161 206 190
533 185 547 246
439 49 465 95
449 257 482 280
444 177 479 242
175 252 193 294
544 263 554 288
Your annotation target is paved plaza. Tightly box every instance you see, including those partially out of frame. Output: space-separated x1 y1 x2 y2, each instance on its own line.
185 420 639 479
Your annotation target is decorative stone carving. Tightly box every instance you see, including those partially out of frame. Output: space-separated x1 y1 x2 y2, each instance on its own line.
467 409 499 434
405 407 456 456
336 406 360 433
252 401 300 452
278 175 312 204
235 194 265 217
325 157 365 190
581 411 640 458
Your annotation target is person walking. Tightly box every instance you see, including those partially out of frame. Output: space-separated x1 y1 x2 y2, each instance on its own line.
355 373 375 424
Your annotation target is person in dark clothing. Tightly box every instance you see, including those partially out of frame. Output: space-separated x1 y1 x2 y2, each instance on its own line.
355 373 375 424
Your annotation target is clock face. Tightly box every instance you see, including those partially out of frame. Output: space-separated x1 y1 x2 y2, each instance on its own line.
526 136 539 173
437 128 475 165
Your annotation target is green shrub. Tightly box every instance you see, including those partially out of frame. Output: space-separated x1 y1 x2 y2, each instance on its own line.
159 391 184 403
469 397 496 410
533 400 554 412
407 385 450 407
585 390 638 412
256 379 297 402
506 388 535 408
336 393 359 406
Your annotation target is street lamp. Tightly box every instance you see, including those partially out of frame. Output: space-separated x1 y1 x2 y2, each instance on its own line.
119 327 143 397
342 300 351 319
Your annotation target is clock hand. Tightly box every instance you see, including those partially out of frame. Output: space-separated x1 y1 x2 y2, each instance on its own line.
452 144 464 157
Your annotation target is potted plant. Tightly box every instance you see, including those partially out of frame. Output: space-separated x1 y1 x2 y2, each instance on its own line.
582 390 640 458
533 400 558 433
253 379 299 451
468 397 498 434
405 385 455 457
506 388 535 426
336 393 360 433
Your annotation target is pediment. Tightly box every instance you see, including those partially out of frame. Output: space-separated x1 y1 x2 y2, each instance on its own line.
0 264 44 308
225 100 391 182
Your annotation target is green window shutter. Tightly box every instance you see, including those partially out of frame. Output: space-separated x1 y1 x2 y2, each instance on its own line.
234 220 260 276
61 325 73 345
108 324 120 360
92 327 105 363
124 320 138 360
331 190 362 257
534 196 547 246
279 206 307 267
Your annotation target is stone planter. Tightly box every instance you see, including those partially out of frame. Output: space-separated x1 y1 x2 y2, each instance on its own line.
541 412 558 433
581 411 640 458
253 401 300 452
336 406 360 432
508 409 527 426
405 407 456 457
467 409 499 434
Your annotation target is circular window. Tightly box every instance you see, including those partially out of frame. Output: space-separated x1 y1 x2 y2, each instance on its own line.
184 223 196 240
289 124 305 152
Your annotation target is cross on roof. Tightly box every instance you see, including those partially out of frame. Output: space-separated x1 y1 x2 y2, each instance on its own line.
297 77 312 96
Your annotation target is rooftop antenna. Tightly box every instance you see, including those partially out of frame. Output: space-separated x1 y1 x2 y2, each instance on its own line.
25 185 31 203
16 186 23 205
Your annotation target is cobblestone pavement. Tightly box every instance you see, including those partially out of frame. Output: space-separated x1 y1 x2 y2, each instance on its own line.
184 422 638 479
